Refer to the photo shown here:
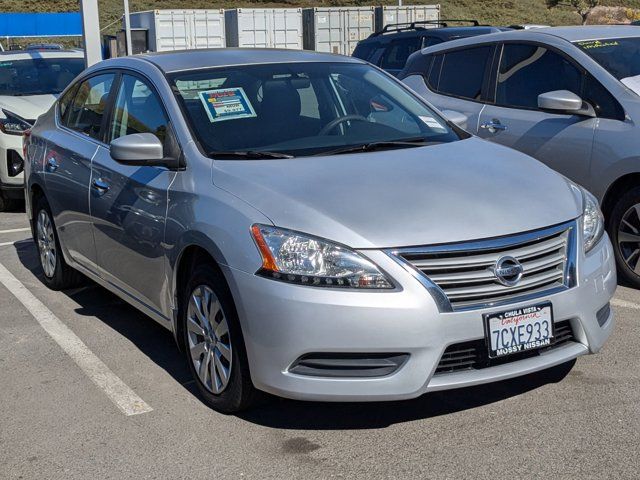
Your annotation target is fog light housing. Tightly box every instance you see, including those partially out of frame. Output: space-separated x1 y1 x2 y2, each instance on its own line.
7 150 23 177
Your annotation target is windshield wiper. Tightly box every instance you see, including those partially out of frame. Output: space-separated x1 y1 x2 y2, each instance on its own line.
314 138 439 157
207 150 294 160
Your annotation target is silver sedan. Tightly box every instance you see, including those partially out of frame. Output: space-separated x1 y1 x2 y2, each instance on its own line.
24 49 615 412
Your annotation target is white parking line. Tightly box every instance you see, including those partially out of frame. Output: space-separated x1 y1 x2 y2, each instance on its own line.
0 228 30 234
0 261 153 416
611 298 640 311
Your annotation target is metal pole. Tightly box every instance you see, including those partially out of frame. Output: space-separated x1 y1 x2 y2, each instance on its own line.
123 0 133 56
79 0 102 67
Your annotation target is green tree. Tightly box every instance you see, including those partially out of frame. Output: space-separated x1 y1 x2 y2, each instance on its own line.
545 0 600 24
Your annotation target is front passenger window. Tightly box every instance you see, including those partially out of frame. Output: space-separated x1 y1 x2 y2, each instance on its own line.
496 44 582 109
64 74 115 140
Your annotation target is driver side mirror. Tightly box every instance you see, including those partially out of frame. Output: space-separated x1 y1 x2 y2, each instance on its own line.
110 133 172 167
538 90 595 117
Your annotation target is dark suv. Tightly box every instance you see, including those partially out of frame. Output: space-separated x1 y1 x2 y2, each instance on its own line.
353 20 510 76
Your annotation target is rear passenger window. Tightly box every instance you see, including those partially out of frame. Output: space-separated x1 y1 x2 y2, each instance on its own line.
423 37 443 48
64 73 115 140
380 37 423 70
437 46 493 100
57 83 79 123
496 44 582 110
352 42 379 62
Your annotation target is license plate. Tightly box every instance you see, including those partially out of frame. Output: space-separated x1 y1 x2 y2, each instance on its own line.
484 303 554 358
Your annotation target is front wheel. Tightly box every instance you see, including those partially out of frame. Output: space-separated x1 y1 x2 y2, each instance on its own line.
181 263 259 413
34 196 82 290
608 186 640 289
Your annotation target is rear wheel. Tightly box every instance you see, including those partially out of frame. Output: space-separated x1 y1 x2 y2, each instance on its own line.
34 196 82 290
608 186 640 288
181 263 259 413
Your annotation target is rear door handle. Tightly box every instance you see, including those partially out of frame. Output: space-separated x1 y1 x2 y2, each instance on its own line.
92 178 110 193
480 119 508 133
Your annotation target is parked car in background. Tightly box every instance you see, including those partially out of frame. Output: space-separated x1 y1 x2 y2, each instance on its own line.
0 49 84 210
353 20 510 76
25 49 615 413
400 26 640 288
26 43 64 51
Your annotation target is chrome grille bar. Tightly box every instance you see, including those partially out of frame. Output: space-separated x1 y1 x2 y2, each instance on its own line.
388 221 577 312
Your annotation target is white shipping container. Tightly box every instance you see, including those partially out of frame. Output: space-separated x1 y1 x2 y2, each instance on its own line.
225 9 303 49
302 7 375 56
127 9 225 52
374 5 441 32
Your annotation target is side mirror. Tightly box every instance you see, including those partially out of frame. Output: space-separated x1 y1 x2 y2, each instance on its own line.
538 90 595 117
110 133 165 166
441 109 468 128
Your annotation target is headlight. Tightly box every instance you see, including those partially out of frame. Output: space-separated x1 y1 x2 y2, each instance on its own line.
581 187 604 253
251 224 394 289
0 109 32 136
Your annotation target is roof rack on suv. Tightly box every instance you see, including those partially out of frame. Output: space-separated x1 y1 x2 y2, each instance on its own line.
371 19 480 36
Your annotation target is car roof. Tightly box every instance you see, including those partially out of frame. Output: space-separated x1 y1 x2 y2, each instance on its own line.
0 50 84 60
135 48 364 73
359 26 507 45
420 25 640 54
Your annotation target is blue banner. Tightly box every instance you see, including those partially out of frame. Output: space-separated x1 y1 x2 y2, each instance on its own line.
0 13 82 37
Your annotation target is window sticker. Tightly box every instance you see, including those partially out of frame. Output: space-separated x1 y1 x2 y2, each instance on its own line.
419 115 447 132
198 87 257 123
577 40 620 50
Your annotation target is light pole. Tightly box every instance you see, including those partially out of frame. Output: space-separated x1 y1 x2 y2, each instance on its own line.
79 0 102 66
123 0 132 56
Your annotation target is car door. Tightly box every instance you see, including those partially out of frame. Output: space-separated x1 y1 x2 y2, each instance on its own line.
89 72 178 317
477 42 597 187
44 72 116 272
402 44 496 133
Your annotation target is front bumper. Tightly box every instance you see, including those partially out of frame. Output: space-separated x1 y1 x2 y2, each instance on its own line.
224 234 616 402
0 132 24 190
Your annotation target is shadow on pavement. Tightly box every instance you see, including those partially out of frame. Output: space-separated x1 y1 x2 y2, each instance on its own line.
13 239 197 397
14 239 575 430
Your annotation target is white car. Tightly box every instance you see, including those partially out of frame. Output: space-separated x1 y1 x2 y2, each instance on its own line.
0 50 84 210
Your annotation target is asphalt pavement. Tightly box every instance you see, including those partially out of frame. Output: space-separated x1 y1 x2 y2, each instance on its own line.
0 207 638 479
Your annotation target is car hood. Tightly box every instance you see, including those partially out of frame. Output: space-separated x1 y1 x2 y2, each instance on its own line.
212 138 582 249
0 94 56 121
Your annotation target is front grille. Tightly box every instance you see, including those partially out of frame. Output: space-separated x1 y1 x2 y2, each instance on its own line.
434 320 576 375
394 222 575 311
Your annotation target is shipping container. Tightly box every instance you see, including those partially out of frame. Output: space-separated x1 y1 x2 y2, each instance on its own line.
374 5 441 32
127 9 225 52
225 9 303 49
302 7 375 55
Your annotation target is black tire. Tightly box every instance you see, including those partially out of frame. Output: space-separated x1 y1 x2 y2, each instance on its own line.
608 186 640 289
181 262 259 413
33 196 82 290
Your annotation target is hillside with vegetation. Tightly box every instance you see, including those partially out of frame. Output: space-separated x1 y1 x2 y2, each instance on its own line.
2 0 640 34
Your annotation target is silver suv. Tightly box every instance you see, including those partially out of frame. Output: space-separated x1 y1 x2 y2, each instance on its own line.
25 49 615 413
400 26 640 288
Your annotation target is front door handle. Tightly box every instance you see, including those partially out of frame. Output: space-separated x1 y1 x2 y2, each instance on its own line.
92 178 110 194
46 157 58 172
480 119 508 133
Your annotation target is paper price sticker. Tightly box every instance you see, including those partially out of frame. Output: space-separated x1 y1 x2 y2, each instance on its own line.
198 87 257 123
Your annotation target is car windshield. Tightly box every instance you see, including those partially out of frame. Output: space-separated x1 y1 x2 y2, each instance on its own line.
0 57 84 96
575 37 640 95
170 62 461 158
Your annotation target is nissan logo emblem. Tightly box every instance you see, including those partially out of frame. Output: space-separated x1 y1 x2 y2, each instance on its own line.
493 256 524 287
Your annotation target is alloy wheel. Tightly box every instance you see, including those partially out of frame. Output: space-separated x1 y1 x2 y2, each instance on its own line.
186 285 233 394
617 203 640 275
37 209 57 279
